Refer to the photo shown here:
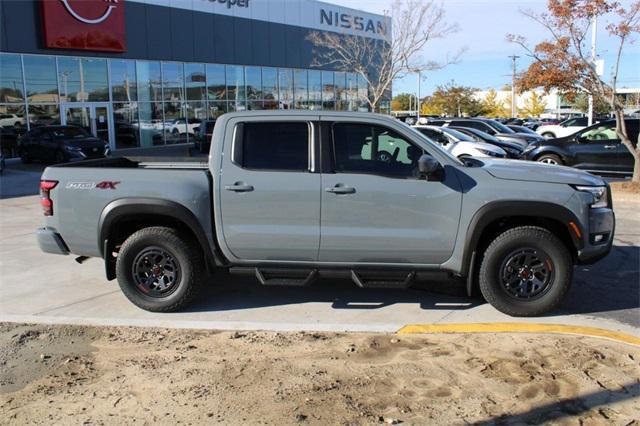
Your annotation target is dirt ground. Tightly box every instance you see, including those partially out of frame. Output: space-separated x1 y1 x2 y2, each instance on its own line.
0 323 639 425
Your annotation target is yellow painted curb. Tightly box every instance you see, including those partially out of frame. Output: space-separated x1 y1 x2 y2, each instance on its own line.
397 323 640 346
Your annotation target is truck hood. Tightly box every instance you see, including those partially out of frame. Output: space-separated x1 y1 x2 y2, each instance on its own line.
481 159 605 186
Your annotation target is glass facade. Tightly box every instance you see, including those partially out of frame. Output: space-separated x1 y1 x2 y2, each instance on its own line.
0 52 378 152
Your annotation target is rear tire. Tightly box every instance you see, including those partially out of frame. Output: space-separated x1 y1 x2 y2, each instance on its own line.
536 153 562 165
479 226 573 317
116 226 204 312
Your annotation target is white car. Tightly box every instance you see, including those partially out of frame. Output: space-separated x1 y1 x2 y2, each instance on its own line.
168 118 202 136
0 113 24 128
536 117 589 139
413 125 507 159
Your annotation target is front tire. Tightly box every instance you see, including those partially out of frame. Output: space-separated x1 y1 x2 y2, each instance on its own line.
541 132 555 139
536 153 562 165
479 226 573 317
116 227 204 312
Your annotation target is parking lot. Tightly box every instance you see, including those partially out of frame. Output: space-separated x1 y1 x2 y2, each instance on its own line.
0 160 638 336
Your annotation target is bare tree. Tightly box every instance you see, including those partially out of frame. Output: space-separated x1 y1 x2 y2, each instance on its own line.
306 0 464 112
508 0 640 182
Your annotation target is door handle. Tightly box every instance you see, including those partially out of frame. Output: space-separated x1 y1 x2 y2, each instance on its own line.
325 185 356 194
225 182 254 192
604 145 616 149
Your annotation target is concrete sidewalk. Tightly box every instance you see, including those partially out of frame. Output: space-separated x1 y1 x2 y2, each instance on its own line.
1 194 638 336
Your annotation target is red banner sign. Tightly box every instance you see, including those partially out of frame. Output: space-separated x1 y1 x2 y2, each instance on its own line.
41 0 126 52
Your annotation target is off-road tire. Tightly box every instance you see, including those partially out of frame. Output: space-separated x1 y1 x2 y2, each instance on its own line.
479 226 573 317
116 226 204 312
536 153 562 165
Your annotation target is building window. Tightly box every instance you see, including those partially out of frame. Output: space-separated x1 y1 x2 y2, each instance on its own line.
138 101 163 147
185 63 206 101
226 65 245 110
278 69 293 110
113 102 139 149
110 60 137 102
208 100 227 119
0 53 24 103
162 62 184 102
206 64 226 101
23 55 58 104
28 104 59 128
261 67 278 110
347 73 358 111
322 71 335 110
294 69 308 109
136 61 162 102
357 74 369 111
335 72 347 111
308 70 322 110
57 57 108 102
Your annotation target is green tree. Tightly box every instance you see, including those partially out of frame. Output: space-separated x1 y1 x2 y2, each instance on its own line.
391 93 414 111
481 89 509 117
420 81 485 116
571 93 612 116
519 92 547 117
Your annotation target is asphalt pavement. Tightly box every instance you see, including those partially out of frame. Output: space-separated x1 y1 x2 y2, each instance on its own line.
0 160 638 335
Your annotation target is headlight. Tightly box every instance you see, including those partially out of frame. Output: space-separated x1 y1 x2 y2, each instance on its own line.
504 147 522 157
574 185 608 209
522 144 536 154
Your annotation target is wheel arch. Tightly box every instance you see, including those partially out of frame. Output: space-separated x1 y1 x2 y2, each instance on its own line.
99 198 226 280
461 201 583 295
533 149 565 163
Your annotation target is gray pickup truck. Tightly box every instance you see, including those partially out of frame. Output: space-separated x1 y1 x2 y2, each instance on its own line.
37 111 614 317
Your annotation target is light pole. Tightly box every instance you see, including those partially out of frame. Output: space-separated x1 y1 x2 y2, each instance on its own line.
588 15 597 126
508 55 520 117
416 70 421 123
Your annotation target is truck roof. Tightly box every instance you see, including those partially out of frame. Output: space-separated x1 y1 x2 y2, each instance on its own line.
218 110 396 121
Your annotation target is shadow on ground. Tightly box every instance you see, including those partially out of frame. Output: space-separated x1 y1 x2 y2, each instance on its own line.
186 245 639 327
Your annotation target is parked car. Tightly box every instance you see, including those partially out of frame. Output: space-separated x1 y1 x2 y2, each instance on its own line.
507 124 540 136
535 117 590 139
428 117 544 144
522 118 639 174
169 118 202 136
413 125 507 159
18 125 109 164
0 113 25 128
193 120 216 153
37 111 614 317
0 127 19 158
449 127 526 158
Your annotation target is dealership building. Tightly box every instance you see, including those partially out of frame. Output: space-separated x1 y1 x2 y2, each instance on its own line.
0 0 388 152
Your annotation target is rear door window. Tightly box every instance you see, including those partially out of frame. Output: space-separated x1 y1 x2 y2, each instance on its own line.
236 122 309 171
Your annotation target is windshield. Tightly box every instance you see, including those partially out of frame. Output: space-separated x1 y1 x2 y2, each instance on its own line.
512 125 537 135
487 120 515 134
454 127 500 143
400 122 463 165
440 127 475 142
51 127 90 138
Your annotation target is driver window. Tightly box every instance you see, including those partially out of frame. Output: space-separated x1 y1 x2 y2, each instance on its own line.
332 123 424 178
580 123 617 141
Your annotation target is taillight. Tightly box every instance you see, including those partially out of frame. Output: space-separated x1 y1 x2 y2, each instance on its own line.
40 180 58 216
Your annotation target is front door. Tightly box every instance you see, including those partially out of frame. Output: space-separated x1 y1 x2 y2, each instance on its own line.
570 122 621 172
319 120 463 265
61 103 114 149
218 117 321 262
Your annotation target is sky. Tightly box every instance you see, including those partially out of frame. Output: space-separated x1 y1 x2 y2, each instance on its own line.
326 0 640 96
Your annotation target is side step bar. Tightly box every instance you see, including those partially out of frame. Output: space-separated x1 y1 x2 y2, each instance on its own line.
351 270 415 289
255 268 318 287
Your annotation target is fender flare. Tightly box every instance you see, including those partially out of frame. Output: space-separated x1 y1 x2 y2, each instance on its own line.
460 200 584 279
99 198 226 278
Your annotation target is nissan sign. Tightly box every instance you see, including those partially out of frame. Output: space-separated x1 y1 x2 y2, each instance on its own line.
41 0 126 52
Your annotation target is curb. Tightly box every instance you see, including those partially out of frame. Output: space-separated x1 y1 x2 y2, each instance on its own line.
397 323 640 346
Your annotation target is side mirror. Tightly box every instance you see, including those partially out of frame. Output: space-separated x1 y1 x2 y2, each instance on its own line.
418 154 441 180
576 136 586 144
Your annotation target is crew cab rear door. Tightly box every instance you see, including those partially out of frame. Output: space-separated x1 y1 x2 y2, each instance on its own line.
318 117 463 265
217 115 321 262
